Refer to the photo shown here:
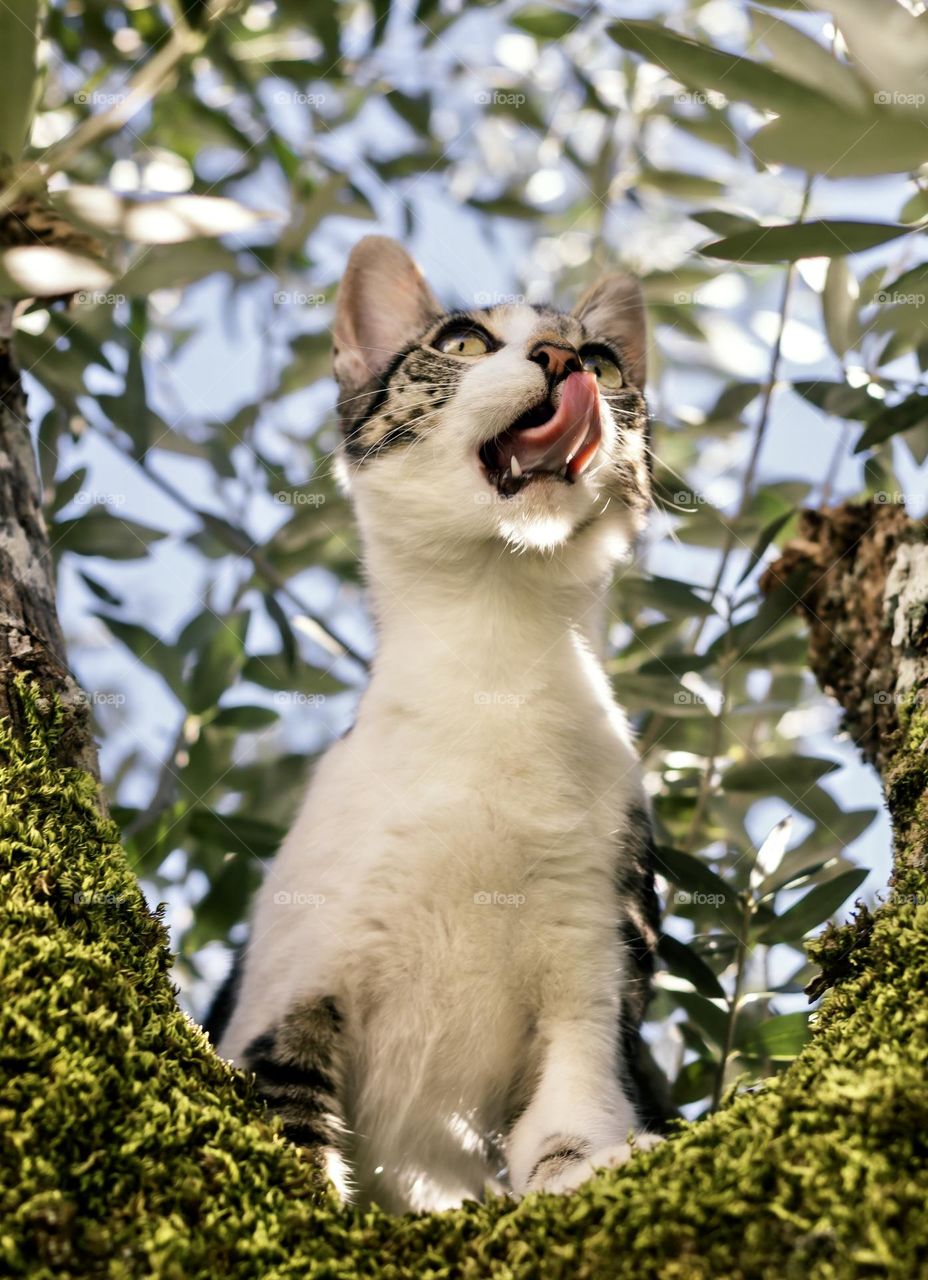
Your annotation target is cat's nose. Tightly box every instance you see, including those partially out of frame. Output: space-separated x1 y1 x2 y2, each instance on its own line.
529 342 582 384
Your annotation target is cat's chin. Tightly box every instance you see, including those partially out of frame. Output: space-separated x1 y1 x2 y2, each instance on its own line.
499 512 634 561
493 474 631 559
342 442 640 568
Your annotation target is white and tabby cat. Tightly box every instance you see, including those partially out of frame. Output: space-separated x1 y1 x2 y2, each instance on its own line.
210 236 665 1213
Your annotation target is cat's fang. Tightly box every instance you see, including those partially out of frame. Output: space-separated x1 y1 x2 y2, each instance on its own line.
510 455 522 479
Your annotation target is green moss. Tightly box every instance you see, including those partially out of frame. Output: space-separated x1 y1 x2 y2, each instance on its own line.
804 906 874 1001
2 686 928 1279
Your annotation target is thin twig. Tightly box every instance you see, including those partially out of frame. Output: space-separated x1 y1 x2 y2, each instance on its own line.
95 422 370 672
711 892 753 1110
684 618 735 853
640 179 815 771
144 456 370 671
690 176 815 652
122 718 188 840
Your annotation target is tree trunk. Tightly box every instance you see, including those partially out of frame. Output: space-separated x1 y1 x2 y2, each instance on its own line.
2 485 926 1275
0 304 100 783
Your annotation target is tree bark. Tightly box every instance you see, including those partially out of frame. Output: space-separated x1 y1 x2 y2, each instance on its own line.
1 493 926 1278
0 302 100 783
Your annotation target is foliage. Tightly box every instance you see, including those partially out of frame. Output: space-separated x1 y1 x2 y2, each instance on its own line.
4 0 927 1117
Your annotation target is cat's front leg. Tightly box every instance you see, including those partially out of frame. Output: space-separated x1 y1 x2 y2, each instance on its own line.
239 995 353 1198
507 1019 661 1197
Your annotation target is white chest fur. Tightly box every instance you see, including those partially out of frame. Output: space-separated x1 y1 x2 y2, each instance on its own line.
219 543 648 1210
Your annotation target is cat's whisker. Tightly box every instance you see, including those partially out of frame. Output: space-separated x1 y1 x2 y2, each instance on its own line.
296 396 458 479
345 405 452 471
335 381 461 410
643 456 691 497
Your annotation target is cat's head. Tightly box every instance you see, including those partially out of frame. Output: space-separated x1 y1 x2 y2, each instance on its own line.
332 236 650 571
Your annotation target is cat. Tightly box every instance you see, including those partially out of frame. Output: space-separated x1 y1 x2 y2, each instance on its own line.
210 235 666 1213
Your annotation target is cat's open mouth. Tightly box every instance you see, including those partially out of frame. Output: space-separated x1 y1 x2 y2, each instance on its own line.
478 371 602 497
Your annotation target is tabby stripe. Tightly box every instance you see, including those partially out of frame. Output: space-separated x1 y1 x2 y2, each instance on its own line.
283 1120 333 1147
354 422 420 459
341 345 416 449
614 803 669 1130
528 1140 591 1185
249 1056 336 1093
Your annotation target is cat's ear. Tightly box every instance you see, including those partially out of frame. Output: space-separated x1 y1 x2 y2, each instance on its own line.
573 273 647 390
333 236 442 394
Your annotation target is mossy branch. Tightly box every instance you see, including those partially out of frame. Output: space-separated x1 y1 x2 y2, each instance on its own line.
2 501 927 1277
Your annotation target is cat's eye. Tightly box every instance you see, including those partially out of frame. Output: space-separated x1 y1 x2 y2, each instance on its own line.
436 330 491 357
581 352 623 389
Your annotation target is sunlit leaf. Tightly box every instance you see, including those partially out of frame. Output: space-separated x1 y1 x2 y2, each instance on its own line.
750 11 872 114
53 512 165 560
826 0 928 107
822 258 860 357
736 1010 809 1059
701 221 912 263
54 186 276 244
760 868 869 944
212 705 280 731
724 754 839 794
0 246 113 298
512 6 577 38
855 392 928 452
607 19 829 115
0 0 40 161
750 816 793 893
118 240 243 295
753 105 928 176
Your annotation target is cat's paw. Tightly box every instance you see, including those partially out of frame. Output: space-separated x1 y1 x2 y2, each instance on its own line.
531 1133 663 1195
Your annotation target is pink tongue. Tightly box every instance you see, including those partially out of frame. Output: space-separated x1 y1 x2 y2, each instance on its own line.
508 371 601 478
